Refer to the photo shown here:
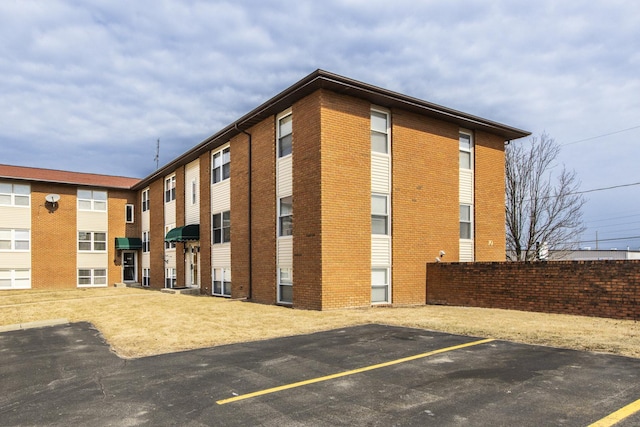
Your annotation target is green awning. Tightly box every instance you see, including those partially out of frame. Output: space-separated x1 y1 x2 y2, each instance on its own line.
165 224 200 242
115 237 143 250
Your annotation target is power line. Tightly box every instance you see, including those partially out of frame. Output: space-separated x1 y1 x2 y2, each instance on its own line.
561 125 640 146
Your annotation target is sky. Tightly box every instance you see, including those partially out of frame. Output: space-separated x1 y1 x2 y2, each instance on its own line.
1 0 639 250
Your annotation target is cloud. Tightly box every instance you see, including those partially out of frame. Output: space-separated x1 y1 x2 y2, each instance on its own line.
1 0 640 246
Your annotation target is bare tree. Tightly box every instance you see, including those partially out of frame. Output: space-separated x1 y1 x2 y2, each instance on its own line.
505 133 586 261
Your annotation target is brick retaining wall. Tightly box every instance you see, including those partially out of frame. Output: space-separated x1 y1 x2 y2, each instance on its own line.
426 260 640 320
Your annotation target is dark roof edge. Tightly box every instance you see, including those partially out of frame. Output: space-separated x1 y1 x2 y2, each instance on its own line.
133 69 530 190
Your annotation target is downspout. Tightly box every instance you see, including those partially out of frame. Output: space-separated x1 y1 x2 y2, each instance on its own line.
236 124 253 300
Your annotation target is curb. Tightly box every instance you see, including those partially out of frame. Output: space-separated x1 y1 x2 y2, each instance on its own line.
0 319 69 333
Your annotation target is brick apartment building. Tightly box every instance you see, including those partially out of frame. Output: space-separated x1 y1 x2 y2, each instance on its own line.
0 70 529 309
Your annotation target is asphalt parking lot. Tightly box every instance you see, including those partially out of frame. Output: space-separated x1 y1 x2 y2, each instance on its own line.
1 322 640 426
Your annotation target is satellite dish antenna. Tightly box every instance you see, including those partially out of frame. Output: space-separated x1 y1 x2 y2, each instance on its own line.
45 194 61 203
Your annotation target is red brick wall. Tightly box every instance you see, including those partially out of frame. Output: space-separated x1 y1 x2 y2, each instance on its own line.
316 90 371 309
148 178 165 289
199 152 212 295
108 189 138 284
31 183 78 289
392 111 459 305
292 90 324 309
232 118 277 304
427 261 640 320
474 131 507 261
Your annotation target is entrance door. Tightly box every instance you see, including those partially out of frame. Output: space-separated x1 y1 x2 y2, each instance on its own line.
123 252 136 282
186 245 200 288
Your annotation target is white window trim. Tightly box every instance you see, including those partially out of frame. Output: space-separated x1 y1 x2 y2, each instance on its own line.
165 268 177 288
212 145 231 184
212 211 231 245
165 175 176 203
78 231 107 252
212 267 231 297
77 268 107 288
0 183 30 207
77 189 107 212
0 269 31 289
142 268 150 287
371 107 391 155
142 231 150 253
459 130 474 170
125 204 135 223
278 196 293 238
277 267 293 305
460 204 474 241
277 109 293 159
371 193 390 236
0 229 30 252
371 267 391 305
142 189 150 212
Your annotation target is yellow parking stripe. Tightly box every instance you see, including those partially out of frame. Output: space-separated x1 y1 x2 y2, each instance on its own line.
216 337 495 405
588 397 640 427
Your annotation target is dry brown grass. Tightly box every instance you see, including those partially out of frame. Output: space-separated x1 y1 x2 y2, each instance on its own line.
1 287 638 359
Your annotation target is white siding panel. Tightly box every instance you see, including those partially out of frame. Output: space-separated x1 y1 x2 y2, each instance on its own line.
459 240 474 262
185 160 200 226
77 211 107 231
77 253 108 269
141 252 150 269
371 154 390 194
211 180 231 213
164 201 176 225
460 169 474 204
141 211 150 233
277 238 293 267
277 156 293 197
211 244 231 268
371 236 391 266
0 252 30 269
0 206 31 228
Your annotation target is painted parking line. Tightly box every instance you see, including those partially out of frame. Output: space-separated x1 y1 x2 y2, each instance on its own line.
216 337 495 405
588 397 640 427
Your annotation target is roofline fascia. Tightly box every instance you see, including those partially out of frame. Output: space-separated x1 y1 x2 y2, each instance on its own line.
133 69 531 190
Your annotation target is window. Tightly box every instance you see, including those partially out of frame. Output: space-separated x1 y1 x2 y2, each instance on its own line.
191 180 197 205
142 231 150 252
0 183 30 207
142 189 150 212
78 269 107 287
371 195 389 235
460 132 472 169
78 231 107 252
0 269 30 289
125 204 134 223
0 229 30 251
142 268 150 287
165 268 176 288
212 211 231 244
165 226 176 249
278 268 293 304
212 147 231 183
371 110 389 154
460 205 473 239
78 189 107 211
165 176 176 203
372 268 389 303
278 196 293 237
212 268 231 297
278 113 292 157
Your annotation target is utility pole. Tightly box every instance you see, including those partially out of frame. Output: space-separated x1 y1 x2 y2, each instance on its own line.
596 231 599 250
154 139 160 170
